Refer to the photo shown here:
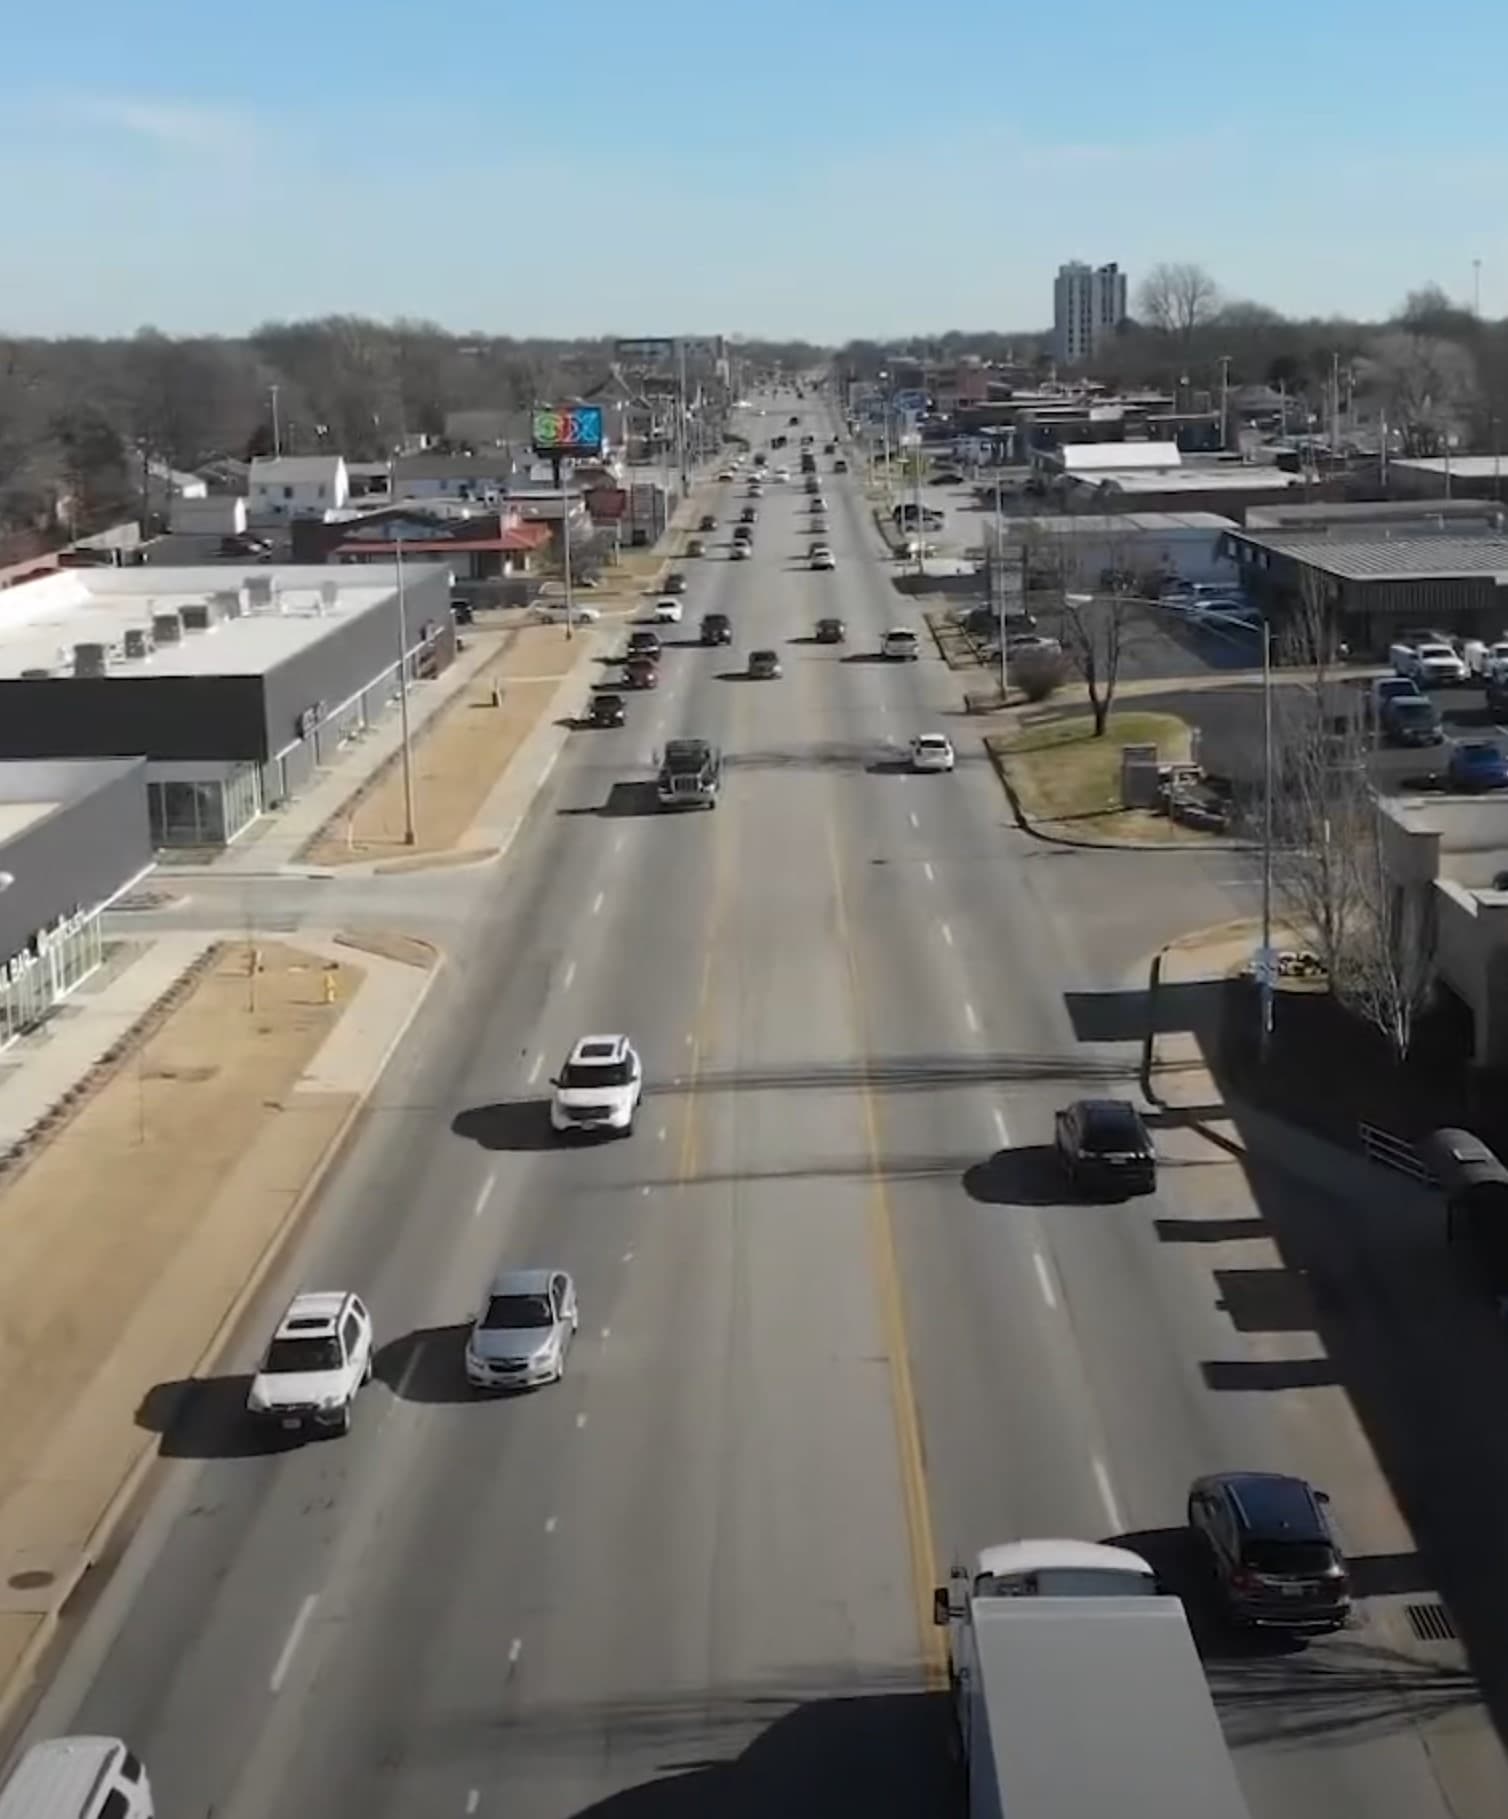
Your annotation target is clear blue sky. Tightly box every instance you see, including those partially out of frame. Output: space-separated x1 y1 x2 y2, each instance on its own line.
2 0 1501 340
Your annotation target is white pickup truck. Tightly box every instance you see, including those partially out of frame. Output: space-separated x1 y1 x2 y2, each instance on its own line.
935 1539 1251 1819
1390 637 1469 687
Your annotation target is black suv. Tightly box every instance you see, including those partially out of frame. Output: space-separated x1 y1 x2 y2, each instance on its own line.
1187 1472 1349 1633
586 691 626 728
698 513 717 532
700 612 733 646
1054 1098 1156 1196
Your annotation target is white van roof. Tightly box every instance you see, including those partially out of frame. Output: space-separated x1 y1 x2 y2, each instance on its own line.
0 1738 126 1818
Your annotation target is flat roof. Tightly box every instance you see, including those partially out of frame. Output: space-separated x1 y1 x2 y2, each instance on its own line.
1073 468 1303 494
0 567 412 682
1232 529 1508 583
0 802 54 841
1395 456 1508 480
1062 441 1182 473
998 511 1237 538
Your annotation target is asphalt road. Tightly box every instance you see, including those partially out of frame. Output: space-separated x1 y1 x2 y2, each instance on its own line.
18 404 1508 1819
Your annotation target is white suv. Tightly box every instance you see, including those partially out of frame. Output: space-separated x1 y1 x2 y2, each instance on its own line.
247 1291 373 1438
550 1035 643 1137
882 628 921 660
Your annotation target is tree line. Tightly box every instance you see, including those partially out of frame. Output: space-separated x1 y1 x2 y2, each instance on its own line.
838 269 1508 462
0 321 819 562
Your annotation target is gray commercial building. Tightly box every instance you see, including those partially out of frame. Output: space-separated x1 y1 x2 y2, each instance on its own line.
1053 262 1127 366
0 758 153 1048
0 564 453 846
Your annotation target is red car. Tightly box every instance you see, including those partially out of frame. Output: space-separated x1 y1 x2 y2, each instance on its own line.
625 657 659 689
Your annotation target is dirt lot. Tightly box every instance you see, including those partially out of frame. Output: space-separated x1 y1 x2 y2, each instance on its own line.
304 625 581 865
0 942 359 1650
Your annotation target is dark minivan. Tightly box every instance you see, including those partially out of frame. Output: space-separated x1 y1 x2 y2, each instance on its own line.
1381 694 1444 747
1187 1471 1350 1634
1055 1098 1156 1196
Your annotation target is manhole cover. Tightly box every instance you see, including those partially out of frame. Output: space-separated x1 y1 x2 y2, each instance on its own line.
1406 1602 1457 1643
8 1570 53 1591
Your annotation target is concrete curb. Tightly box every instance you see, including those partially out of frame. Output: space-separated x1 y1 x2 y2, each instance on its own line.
0 942 444 1737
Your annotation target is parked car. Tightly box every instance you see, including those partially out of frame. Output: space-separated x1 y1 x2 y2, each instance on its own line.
730 540 750 560
624 657 659 689
626 628 662 662
1380 694 1444 747
653 598 683 624
1054 1098 1156 1196
700 612 733 645
686 537 706 558
698 513 717 532
663 570 688 594
1187 1471 1349 1634
740 505 758 524
1368 674 1425 722
834 458 849 473
815 617 846 644
748 648 782 679
810 545 836 571
881 628 920 661
1448 740 1508 791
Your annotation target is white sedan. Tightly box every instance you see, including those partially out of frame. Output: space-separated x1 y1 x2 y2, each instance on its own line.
653 598 684 624
536 601 601 624
911 733 955 773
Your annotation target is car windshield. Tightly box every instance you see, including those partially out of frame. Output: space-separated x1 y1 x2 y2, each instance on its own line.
1393 701 1437 724
1243 1539 1335 1576
482 1294 553 1331
560 1058 634 1088
1461 744 1498 761
1083 1110 1144 1151
918 737 948 751
264 1336 342 1374
665 746 709 771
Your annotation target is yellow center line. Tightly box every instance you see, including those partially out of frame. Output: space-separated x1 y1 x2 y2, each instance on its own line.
827 817 947 1687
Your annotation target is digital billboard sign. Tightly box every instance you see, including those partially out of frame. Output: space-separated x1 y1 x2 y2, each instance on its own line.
532 406 605 460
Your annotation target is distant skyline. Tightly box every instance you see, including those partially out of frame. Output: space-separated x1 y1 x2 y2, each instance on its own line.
2 0 1504 340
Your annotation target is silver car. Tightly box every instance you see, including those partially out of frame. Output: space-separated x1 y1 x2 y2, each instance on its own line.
465 1268 578 1390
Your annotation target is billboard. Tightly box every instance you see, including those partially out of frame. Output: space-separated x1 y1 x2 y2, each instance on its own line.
615 337 675 363
532 406 604 460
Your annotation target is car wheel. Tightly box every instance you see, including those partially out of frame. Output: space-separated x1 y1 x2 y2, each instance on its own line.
335 1399 353 1437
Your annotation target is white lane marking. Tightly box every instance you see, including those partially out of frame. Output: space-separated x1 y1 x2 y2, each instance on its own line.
641 1185 651 1197
527 1053 544 1086
270 1593 319 1695
576 1411 588 1430
922 861 934 883
992 1107 1010 1148
395 1339 426 1403
472 1172 497 1218
508 1637 523 1665
562 960 576 990
592 891 604 915
537 748 560 789
940 922 953 947
614 832 625 854
1093 1457 1124 1534
600 1326 611 1342
622 1249 635 1262
964 1003 979 1033
685 1032 694 1046
466 1792 480 1815
657 1126 667 1142
909 811 920 829
1033 1249 1059 1310
545 1515 558 1534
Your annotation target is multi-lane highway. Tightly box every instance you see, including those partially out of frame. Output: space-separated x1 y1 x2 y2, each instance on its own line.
17 398 1508 1818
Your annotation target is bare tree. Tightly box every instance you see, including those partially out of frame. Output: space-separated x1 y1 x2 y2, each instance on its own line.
1355 329 1479 457
1267 573 1371 983
1136 263 1221 342
1336 806 1434 1063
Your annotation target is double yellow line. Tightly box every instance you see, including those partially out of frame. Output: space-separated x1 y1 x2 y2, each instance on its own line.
827 820 947 1686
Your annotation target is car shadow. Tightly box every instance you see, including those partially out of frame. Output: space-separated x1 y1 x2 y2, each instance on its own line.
374 1323 475 1405
841 652 899 665
961 1144 1075 1206
866 755 916 775
556 781 662 819
1104 1527 1308 1662
716 669 758 683
138 1374 301 1459
452 1099 560 1151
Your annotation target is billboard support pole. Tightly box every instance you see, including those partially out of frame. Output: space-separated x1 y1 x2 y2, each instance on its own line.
553 455 574 643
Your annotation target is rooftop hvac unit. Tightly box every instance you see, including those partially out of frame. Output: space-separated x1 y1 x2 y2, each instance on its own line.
152 612 183 644
122 627 153 660
244 575 276 611
211 589 241 620
73 642 108 677
180 603 216 633
319 580 340 616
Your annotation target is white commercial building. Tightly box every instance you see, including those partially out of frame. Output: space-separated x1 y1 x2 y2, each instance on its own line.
248 455 350 523
1053 262 1128 366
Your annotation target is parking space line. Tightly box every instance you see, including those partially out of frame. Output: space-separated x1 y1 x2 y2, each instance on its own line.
527 1053 544 1086
1093 1457 1124 1533
922 861 934 883
964 1002 979 1033
1033 1249 1059 1310
940 922 953 946
561 960 576 990
992 1107 1010 1148
270 1593 319 1695
472 1172 496 1218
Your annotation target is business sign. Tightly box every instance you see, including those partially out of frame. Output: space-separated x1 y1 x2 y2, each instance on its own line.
532 406 604 460
615 338 675 364
892 388 928 414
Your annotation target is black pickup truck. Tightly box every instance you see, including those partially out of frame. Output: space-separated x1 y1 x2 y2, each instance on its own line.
656 738 722 809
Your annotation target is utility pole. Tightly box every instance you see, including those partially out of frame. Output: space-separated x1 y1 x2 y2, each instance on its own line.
912 436 925 576
676 339 690 496
561 466 576 643
1218 355 1231 450
270 385 282 459
394 536 417 846
1259 616 1274 1060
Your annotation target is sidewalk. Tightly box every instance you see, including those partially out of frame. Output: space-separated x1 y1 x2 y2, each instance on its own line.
0 932 439 1725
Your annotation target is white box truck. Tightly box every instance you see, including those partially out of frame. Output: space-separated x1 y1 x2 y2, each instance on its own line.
934 1539 1250 1819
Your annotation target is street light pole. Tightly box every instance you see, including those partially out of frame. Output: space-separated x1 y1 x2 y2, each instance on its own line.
394 536 417 847
562 474 575 643
270 385 282 459
1259 617 1275 1059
